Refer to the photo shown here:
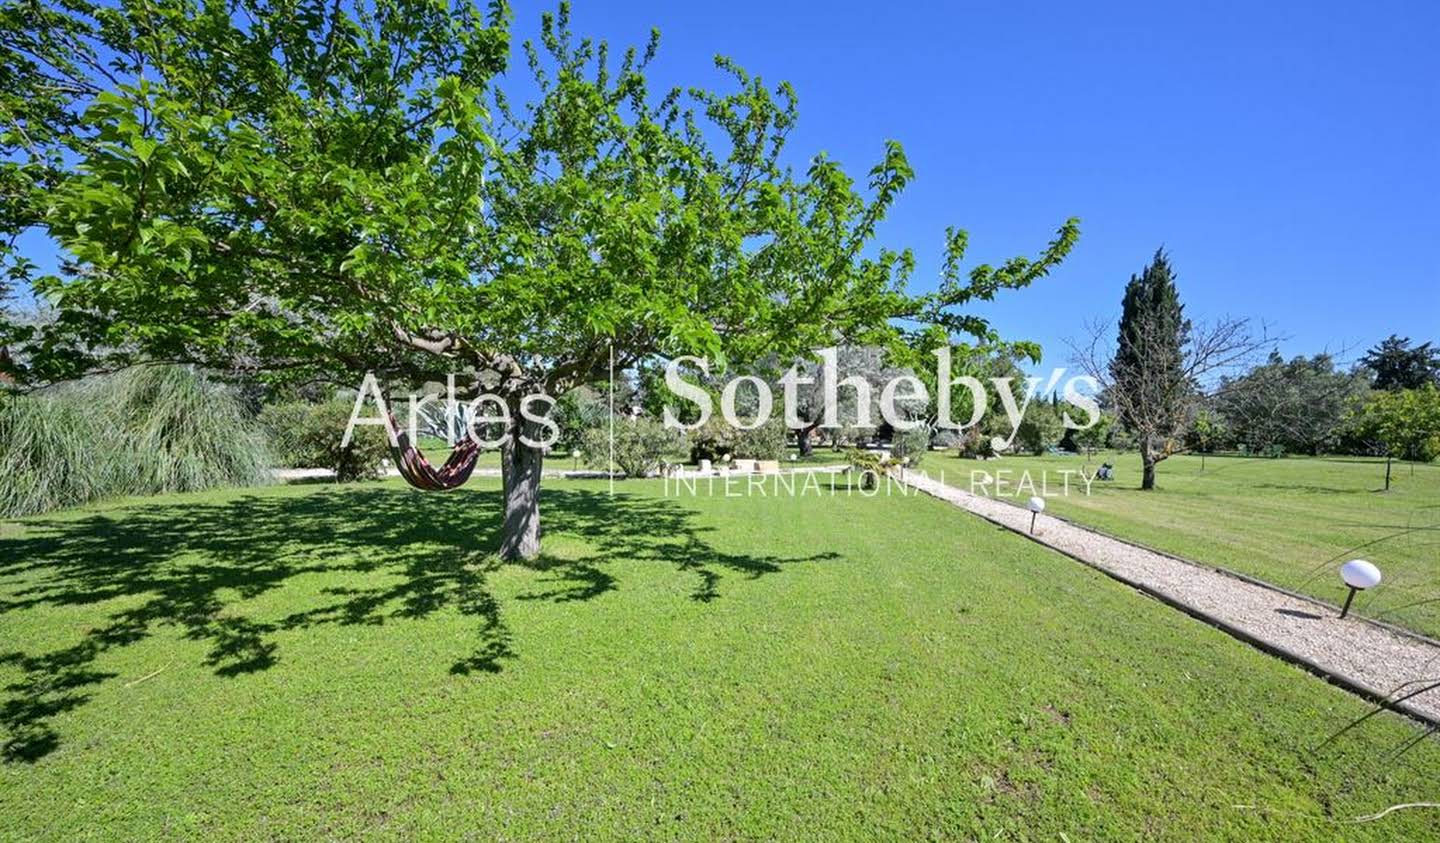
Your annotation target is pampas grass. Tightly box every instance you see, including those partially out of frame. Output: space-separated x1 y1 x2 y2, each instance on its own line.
0 366 272 517
101 366 272 495
0 391 125 516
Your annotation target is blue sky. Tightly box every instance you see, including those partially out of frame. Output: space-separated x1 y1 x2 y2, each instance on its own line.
516 0 1438 371
14 1 1437 373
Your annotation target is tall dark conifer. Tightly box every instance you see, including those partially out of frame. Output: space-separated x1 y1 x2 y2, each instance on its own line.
1361 335 1440 391
1111 249 1192 489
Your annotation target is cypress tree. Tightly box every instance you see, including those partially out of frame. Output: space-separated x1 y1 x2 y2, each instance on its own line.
1111 249 1192 489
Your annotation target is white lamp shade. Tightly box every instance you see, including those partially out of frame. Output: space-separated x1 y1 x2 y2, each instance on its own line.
1340 559 1382 590
1028 496 1046 513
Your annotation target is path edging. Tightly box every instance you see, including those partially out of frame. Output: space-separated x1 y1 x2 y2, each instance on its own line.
898 469 1439 728
968 482 1440 652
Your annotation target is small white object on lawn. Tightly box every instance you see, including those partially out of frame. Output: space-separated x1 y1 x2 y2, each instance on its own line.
1338 559 1382 619
1027 496 1045 534
1341 559 1382 589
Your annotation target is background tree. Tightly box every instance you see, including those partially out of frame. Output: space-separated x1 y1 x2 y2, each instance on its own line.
782 346 904 456
1361 335 1440 391
1184 408 1225 470
2 1 1078 558
1073 411 1113 469
1215 352 1368 455
1013 399 1063 456
1072 249 1265 489
1347 386 1440 490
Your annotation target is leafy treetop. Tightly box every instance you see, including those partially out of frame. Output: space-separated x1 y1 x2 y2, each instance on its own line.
2 0 1078 401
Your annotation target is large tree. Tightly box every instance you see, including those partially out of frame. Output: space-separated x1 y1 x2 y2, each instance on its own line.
1215 351 1369 455
1110 250 1190 489
1361 335 1440 391
1 0 1078 558
1348 385 1440 490
781 346 903 456
1073 249 1264 489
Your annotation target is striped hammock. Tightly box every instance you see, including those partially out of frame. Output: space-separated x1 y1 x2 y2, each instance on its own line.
386 412 481 491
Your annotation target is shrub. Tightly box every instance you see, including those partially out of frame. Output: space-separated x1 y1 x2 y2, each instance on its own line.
1 366 272 517
581 417 685 478
1013 402 1063 455
0 392 122 517
259 400 391 481
845 448 895 490
688 415 740 463
889 425 931 468
732 418 788 460
957 430 997 459
103 366 272 494
931 429 962 450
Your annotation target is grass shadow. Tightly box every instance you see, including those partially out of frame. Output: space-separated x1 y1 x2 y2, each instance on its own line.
0 483 831 762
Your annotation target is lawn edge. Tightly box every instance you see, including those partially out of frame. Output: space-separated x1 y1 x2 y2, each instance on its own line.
899 469 1440 729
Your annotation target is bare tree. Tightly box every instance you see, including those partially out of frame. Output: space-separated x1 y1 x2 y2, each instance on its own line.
1070 314 1271 489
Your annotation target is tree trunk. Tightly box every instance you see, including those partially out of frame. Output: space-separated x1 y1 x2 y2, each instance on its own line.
796 420 821 457
499 418 544 561
1141 438 1158 490
1384 454 1392 491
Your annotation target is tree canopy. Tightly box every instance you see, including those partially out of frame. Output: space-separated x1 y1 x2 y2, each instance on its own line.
1215 351 1368 455
1348 385 1440 490
2 0 1078 389
1361 335 1440 391
1 0 1079 556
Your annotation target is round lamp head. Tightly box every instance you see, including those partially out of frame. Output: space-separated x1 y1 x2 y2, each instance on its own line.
1341 559 1382 590
1028 496 1046 513
572 449 581 458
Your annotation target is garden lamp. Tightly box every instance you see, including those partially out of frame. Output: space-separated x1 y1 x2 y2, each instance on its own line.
571 448 581 471
1027 496 1046 534
1338 559 1381 619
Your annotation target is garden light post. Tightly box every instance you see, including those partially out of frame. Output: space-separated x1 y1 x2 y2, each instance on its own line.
572 449 581 471
1028 496 1046 535
1338 559 1381 619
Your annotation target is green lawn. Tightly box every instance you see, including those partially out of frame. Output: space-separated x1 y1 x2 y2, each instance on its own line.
2 477 1438 839
935 451 1440 637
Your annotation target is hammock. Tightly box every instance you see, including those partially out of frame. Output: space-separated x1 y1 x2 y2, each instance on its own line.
385 411 482 491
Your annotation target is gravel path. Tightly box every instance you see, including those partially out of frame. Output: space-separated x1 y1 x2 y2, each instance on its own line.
898 468 1440 724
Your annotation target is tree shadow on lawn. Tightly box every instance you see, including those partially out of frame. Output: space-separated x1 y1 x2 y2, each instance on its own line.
0 485 835 762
